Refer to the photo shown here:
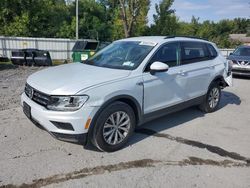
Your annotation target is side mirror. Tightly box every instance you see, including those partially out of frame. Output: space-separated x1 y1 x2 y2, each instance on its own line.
229 53 233 56
150 61 169 75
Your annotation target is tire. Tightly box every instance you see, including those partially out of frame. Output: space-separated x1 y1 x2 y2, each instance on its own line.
199 81 221 113
91 101 136 152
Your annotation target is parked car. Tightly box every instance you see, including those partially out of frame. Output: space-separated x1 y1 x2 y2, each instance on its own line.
227 45 250 76
21 36 232 152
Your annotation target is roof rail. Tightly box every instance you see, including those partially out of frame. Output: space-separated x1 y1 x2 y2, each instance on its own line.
164 35 208 41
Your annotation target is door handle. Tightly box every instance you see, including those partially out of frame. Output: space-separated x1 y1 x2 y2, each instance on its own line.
178 70 186 76
209 65 215 69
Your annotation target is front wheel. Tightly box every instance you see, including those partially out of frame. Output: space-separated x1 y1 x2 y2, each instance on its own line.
199 82 221 113
91 102 135 152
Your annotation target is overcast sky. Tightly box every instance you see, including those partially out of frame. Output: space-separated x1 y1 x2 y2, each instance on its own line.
148 0 250 24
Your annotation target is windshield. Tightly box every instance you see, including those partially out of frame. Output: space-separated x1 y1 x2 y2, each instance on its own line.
84 41 155 70
233 47 250 56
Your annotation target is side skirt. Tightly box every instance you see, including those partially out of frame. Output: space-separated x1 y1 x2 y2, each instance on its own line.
139 95 205 125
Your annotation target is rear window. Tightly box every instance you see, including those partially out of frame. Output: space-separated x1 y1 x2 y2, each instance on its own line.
180 42 210 65
207 44 218 58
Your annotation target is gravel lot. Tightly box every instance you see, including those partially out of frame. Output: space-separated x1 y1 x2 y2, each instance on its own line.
0 66 249 188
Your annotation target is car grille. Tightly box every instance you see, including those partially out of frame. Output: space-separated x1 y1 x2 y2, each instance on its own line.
24 83 51 107
233 60 250 66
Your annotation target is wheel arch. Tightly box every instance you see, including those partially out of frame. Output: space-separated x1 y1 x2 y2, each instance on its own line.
210 75 228 89
87 95 142 144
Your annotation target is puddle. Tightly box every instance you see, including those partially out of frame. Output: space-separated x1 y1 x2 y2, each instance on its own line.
0 159 157 188
135 128 250 164
1 157 248 188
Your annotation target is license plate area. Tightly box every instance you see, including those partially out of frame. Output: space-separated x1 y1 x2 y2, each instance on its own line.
23 102 31 119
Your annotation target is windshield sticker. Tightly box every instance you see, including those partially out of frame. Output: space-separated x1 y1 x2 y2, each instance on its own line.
129 63 134 67
122 61 132 66
139 41 157 46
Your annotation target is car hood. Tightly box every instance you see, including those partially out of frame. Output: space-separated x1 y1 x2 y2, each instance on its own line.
27 63 131 95
228 55 250 61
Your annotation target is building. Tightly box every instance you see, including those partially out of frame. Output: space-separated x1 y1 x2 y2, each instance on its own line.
229 34 250 45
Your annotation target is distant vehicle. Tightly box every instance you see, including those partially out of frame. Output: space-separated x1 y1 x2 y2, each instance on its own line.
227 45 250 76
11 49 52 66
21 36 232 152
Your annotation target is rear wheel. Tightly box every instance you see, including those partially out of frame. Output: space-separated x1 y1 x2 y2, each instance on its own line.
199 82 221 113
91 101 135 152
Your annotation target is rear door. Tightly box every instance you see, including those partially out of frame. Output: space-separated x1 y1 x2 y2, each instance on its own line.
179 41 212 99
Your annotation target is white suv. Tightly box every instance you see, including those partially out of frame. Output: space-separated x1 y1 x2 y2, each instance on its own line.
21 36 232 152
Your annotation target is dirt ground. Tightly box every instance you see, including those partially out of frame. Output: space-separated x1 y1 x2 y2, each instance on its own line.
0 66 249 188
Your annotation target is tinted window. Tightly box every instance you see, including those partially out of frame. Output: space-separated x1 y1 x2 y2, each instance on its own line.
207 44 218 58
181 42 210 65
149 42 179 68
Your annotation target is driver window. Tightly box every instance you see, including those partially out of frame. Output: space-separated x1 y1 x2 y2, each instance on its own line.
148 43 179 70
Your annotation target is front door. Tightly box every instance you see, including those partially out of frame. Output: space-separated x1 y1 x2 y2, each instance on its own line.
143 42 188 114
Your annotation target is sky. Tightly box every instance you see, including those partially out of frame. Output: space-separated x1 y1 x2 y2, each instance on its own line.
148 0 250 24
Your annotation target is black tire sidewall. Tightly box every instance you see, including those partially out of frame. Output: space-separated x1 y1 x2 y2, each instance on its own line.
93 101 136 152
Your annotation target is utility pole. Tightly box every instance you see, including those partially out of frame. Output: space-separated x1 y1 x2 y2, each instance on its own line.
76 0 79 40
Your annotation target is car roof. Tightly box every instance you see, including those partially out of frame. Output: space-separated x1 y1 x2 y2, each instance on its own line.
238 45 250 48
118 36 165 43
118 36 211 45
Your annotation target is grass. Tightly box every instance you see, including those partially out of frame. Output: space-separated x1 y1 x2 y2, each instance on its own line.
0 61 17 71
52 59 69 66
0 61 12 64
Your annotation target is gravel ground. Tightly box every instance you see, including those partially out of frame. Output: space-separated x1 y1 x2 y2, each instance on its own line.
0 66 249 188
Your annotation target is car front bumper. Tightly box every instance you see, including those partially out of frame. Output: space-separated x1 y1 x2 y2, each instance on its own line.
21 93 98 144
232 65 250 77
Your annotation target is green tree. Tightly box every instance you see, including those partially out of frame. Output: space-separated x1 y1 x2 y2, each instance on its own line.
0 0 69 37
0 0 249 47
98 0 150 39
61 0 112 40
150 0 179 36
119 0 150 37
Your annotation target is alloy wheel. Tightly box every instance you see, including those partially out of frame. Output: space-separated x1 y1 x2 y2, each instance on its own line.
208 87 220 109
102 111 131 145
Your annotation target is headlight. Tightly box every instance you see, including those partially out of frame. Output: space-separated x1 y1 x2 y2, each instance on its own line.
227 60 234 72
47 95 89 111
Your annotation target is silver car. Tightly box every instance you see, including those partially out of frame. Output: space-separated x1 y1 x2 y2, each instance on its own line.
21 36 232 152
228 45 250 77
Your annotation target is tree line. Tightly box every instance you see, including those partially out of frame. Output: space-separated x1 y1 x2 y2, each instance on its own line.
0 0 249 48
